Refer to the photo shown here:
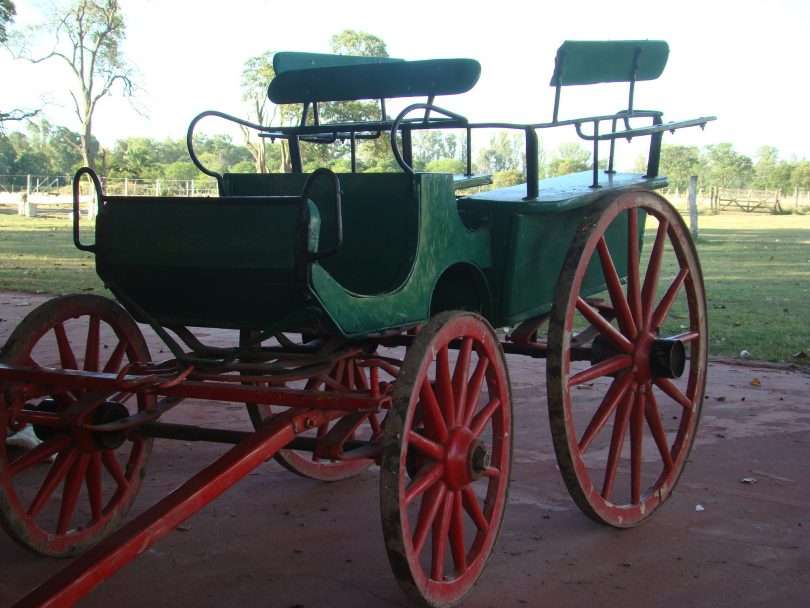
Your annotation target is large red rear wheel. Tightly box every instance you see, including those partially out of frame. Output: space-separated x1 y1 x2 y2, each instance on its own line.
0 295 154 556
381 311 512 607
547 190 707 527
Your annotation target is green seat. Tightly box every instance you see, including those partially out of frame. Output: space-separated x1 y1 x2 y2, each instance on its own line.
95 195 320 329
551 40 669 86
268 55 481 104
222 173 419 296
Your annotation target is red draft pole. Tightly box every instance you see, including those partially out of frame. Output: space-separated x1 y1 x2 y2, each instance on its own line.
13 407 334 608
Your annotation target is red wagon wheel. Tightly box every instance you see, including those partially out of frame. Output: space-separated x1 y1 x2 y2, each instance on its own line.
547 190 707 527
248 355 396 482
381 311 512 607
0 295 154 556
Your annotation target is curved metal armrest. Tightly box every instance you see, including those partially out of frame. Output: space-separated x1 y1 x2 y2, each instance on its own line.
186 111 275 191
390 103 468 175
303 168 343 261
72 167 101 253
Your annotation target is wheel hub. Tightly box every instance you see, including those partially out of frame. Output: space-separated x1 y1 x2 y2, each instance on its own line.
444 427 489 489
90 401 131 450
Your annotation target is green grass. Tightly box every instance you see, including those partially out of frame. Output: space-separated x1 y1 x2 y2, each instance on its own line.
0 210 105 294
692 213 810 362
1 208 809 362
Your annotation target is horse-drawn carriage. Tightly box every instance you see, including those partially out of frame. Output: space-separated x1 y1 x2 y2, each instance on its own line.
0 40 713 607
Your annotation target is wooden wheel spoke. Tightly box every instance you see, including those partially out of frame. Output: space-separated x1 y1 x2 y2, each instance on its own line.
430 490 454 581
630 389 646 504
568 354 632 387
54 323 78 370
645 388 674 471
407 430 445 462
462 357 489 428
8 435 70 477
27 448 77 518
102 339 129 373
413 483 446 555
452 338 473 426
461 485 489 533
470 398 501 439
84 316 100 372
86 453 103 523
651 267 689 330
601 389 634 500
641 220 669 330
654 377 693 410
449 490 467 575
101 450 129 493
405 462 445 506
436 347 456 428
57 454 90 534
597 238 637 336
578 372 634 454
575 298 634 354
627 208 643 325
419 382 449 443
368 413 382 438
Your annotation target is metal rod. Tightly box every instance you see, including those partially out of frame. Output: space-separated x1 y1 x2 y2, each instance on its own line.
592 121 600 189
139 421 370 452
0 365 385 412
524 128 539 200
466 127 472 177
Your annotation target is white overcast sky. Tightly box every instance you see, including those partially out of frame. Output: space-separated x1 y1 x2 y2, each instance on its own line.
3 0 809 168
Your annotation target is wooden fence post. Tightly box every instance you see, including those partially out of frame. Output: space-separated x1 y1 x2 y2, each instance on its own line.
688 175 698 239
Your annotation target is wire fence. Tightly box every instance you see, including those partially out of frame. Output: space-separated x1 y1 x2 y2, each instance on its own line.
0 174 219 197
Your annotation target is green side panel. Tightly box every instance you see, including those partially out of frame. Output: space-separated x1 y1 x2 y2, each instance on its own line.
95 196 320 330
273 52 403 74
494 210 636 326
459 172 657 327
268 58 481 104
551 40 669 86
308 173 492 337
223 173 418 295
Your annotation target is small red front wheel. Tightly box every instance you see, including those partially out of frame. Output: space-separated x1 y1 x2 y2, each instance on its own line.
0 295 154 556
381 311 512 607
247 354 397 482
547 190 708 527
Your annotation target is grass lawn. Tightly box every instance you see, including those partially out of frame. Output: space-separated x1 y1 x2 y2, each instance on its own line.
0 208 808 362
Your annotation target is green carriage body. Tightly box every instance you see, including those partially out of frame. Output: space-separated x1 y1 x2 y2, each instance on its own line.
95 170 660 338
91 39 707 340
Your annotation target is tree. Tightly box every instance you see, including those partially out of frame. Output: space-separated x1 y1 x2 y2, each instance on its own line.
476 132 525 175
0 0 39 128
659 144 702 191
703 143 752 189
329 29 387 57
240 52 293 173
11 1 136 169
0 0 14 43
547 142 590 177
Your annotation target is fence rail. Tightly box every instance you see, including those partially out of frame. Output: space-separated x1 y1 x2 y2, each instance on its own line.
0 174 220 218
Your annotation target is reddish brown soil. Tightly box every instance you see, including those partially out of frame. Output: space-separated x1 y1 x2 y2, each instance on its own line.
0 293 808 607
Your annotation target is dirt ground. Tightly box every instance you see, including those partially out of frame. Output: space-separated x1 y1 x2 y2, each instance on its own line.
0 292 808 608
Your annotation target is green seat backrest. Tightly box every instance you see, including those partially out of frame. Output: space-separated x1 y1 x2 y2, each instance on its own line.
550 40 669 86
273 52 404 74
268 56 481 104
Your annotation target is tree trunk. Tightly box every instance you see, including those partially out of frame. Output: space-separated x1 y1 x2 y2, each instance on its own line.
82 115 95 170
